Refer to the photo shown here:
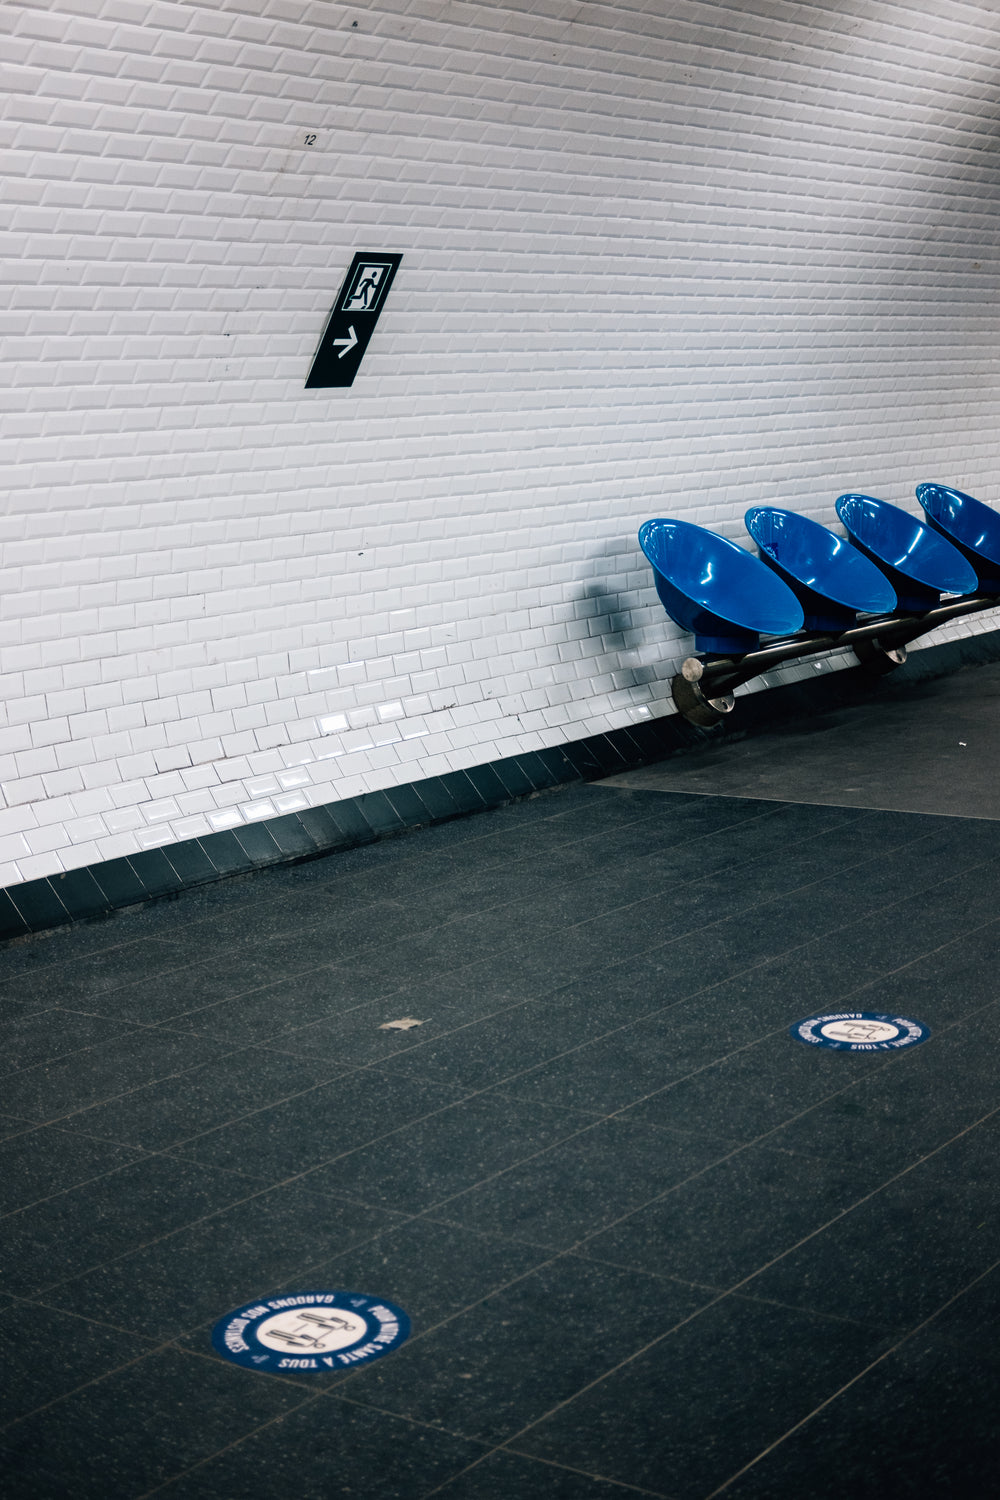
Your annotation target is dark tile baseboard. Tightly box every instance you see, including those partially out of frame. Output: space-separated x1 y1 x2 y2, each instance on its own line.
4 626 999 943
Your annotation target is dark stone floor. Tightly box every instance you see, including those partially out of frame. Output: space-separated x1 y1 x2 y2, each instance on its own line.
3 665 1000 1497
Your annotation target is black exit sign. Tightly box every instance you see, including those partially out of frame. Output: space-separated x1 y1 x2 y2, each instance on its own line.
305 252 402 389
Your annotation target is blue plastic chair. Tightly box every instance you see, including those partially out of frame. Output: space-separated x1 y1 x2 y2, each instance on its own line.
638 517 804 654
916 484 1000 593
835 494 977 611
745 506 897 630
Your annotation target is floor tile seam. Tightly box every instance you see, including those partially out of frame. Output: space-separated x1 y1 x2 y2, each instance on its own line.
422 879 993 1099
154 1149 280 1192
444 1211 932 1484
418 881 1000 1074
613 864 1000 1022
390 1104 701 1223
714 1100 1000 1298
419 1131 775 1262
477 1027 1000 1279
0 1116 75 1145
22 956 987 1225
699 1253 1000 1500
160 1142 386 1199
462 1005 902 1162
243 968 713 1083
4 1034 332 1133
161 889 412 941
454 1283 745 1469
311 942 803 1089
170 1075 604 1200
6 1003 144 1025
740 984 1000 1139
718 1286 907 1336
133 1390 329 1500
107 955 379 1026
354 796 789 885
0 933 196 984
140 976 415 1038
557 1247 731 1297
408 800 815 905
50 820 940 998
664 830 1000 940
179 950 596 1050
0 1144 162 1223
15 899 997 1170
625 782 997 825
292 802 830 947
416 1206 619 1258
164 1336 366 1393
327 989 855 1148
148 1059 488 1161
21 1164 432 1306
0 1334 182 1435
12 949 226 1005
838 912 1000 1003
26 938 408 1025
480 1089 610 1122
4 1290 201 1348
440 810 817 901
474 1040 1000 1296
306 1385 502 1448
54 821 992 1063
497 1447 680 1499
3 967 347 1044
373 813 943 964
0 1136 282 1232
411 814 882 940
17 1163 407 1302
419 1443 676 1499
159 913 414 969
781 926 1000 1034
486 838 1000 1004
1 1021 149 1081
160 1231 563 1394
25 1200 431 1340
297 809 659 890
326 1246 590 1395
89 1055 385 1152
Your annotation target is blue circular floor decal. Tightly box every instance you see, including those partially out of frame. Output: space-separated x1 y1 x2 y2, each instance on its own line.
212 1292 410 1374
792 1011 930 1052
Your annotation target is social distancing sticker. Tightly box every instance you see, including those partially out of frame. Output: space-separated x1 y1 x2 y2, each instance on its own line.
792 1011 930 1052
212 1291 410 1374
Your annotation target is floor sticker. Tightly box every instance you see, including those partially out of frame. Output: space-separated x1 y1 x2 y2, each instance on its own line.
213 1292 410 1374
792 1011 930 1052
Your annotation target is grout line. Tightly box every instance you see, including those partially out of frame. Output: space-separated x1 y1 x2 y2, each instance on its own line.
282 1000 1000 1383
700 1253 1000 1499
468 1100 1000 1475
131 1390 328 1499
10 906 1000 1243
0 796 855 999
415 1444 674 1499
5 804 991 1079
15 977 1000 1365
0 1334 184 1435
0 792 768 978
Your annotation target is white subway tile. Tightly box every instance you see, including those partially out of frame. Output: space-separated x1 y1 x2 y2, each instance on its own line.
3 1 999 893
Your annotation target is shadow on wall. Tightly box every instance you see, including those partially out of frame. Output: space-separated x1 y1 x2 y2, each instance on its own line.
569 534 675 706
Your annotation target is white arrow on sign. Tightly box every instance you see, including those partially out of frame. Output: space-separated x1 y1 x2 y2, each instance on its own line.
333 325 358 359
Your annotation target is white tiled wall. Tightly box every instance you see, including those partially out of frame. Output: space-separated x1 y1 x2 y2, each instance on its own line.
3 0 1000 884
